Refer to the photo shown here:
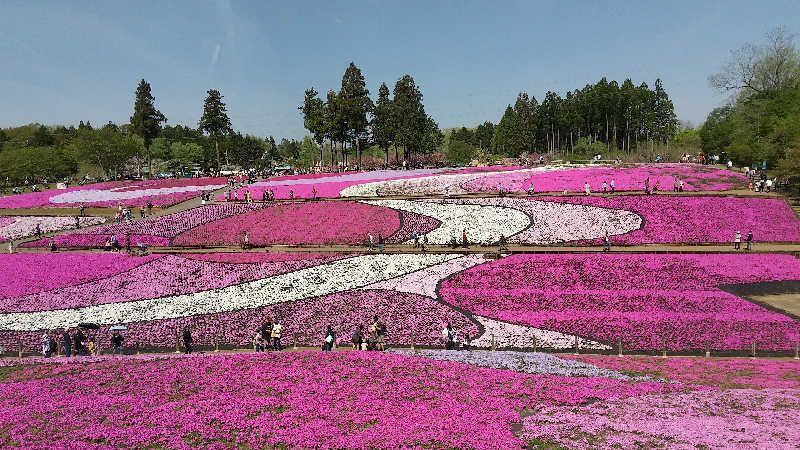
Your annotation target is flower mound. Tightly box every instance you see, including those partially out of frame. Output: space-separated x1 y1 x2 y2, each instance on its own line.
439 253 800 351
0 216 106 241
0 351 688 448
463 164 749 193
172 201 435 246
519 387 800 449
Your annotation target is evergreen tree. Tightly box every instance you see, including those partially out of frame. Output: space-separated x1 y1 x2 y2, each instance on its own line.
299 87 326 164
130 79 166 178
392 75 426 160
198 89 232 173
372 82 394 164
339 63 373 168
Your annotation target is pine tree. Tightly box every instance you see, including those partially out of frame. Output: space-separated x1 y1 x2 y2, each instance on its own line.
130 79 166 178
339 63 372 168
198 89 232 174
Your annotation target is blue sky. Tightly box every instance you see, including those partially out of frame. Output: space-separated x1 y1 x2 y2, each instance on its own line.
1 0 797 139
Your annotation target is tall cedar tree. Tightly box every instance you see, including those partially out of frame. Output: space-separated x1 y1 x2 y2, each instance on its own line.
198 89 232 174
392 75 426 160
130 79 166 178
339 63 373 168
372 82 394 164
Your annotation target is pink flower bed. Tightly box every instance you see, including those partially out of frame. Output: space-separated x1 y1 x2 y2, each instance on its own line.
171 201 437 246
520 387 799 449
539 195 800 244
0 351 689 448
21 201 441 248
0 178 225 209
0 253 161 299
216 167 525 200
0 182 121 208
0 253 348 313
439 253 800 351
464 164 748 193
563 355 800 389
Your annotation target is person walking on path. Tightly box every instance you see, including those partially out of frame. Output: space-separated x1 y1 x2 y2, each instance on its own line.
79 204 85 216
644 177 650 195
253 330 264 352
271 321 282 350
74 329 86 356
41 333 51 358
368 233 375 251
323 326 335 351
111 331 124 356
462 229 468 248
603 232 611 252
442 323 457 350
679 179 684 192
746 231 753 251
610 179 615 194
351 325 364 350
734 231 742 250
584 181 591 196
378 234 384 252
62 328 72 357
602 181 607 193
183 328 193 354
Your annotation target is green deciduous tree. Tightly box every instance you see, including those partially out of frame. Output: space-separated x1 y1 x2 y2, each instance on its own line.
130 79 166 178
198 89 233 173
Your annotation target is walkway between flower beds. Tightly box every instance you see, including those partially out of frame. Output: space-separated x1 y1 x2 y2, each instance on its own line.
5 346 799 363
13 242 800 255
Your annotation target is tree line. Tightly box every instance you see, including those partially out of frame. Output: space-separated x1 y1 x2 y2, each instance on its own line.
299 63 443 168
701 26 800 175
0 80 318 182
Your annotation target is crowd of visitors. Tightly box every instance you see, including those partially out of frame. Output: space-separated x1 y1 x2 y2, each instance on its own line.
40 327 104 358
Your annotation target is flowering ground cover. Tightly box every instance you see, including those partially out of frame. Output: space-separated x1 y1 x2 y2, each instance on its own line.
537 195 800 244
519 386 800 448
0 177 225 208
562 354 800 389
439 253 800 351
171 201 440 246
220 166 528 200
463 163 749 193
0 253 162 300
0 215 106 242
20 201 442 248
0 351 691 448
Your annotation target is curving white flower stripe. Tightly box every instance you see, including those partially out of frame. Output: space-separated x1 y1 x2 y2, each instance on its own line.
471 315 612 350
48 185 226 204
0 253 458 331
363 254 489 298
431 198 643 243
339 168 536 197
363 199 530 244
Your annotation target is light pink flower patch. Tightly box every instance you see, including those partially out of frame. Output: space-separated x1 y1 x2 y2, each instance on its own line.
520 387 800 449
440 253 800 351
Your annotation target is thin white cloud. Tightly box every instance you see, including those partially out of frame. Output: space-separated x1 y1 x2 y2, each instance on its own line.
211 43 221 65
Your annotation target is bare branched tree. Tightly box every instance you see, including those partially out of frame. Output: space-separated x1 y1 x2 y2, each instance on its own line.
709 26 800 97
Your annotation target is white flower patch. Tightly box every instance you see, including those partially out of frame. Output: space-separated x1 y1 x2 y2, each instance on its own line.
362 254 489 298
362 199 530 244
339 168 536 197
470 315 611 350
0 253 458 331
435 198 642 244
0 216 106 240
48 185 226 204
